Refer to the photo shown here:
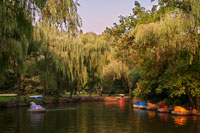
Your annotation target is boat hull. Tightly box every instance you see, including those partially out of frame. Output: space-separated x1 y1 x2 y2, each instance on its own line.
133 105 147 109
146 106 159 110
157 108 173 113
171 111 191 116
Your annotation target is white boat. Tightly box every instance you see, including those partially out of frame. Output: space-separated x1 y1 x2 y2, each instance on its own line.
28 102 46 113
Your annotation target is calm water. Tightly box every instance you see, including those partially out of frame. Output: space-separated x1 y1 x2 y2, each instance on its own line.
0 102 200 133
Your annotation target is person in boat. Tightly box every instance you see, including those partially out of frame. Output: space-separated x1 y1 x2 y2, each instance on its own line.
30 102 44 110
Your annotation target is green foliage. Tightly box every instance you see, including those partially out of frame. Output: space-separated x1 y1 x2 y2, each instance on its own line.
0 0 82 99
2 0 200 110
105 0 200 108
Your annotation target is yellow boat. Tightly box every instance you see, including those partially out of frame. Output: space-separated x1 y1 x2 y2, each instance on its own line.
171 106 191 116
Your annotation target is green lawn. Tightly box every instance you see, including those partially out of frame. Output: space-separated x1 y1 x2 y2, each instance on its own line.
0 96 16 102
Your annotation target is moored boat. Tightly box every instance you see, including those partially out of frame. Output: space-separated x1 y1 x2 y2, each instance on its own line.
133 102 148 109
146 106 159 110
146 103 159 110
157 104 173 113
171 106 191 116
119 98 125 102
157 108 173 113
29 95 44 99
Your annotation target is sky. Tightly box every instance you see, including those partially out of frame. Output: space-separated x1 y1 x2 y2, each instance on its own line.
78 0 157 34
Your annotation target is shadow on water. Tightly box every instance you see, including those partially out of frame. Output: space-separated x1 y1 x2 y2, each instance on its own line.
46 107 76 112
158 112 170 122
29 112 45 132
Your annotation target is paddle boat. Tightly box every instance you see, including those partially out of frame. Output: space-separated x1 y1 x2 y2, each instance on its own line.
157 104 173 113
119 96 125 103
28 102 46 113
171 106 191 116
146 103 159 110
29 95 44 99
133 102 148 109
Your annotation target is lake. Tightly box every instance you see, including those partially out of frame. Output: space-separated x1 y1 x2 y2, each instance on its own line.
0 102 200 133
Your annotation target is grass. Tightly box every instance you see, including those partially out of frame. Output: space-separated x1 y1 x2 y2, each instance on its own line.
0 96 16 102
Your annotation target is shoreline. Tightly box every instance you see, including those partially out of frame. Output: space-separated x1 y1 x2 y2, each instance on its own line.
0 96 131 108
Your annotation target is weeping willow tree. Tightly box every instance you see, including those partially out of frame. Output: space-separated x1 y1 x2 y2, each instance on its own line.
102 48 132 96
32 23 87 99
30 24 54 96
189 0 200 61
0 0 33 101
81 33 109 97
0 0 81 101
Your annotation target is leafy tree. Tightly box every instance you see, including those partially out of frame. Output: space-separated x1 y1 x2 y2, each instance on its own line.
81 33 109 97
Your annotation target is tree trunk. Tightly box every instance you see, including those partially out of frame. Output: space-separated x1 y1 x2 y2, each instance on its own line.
109 88 112 96
129 87 132 98
185 88 196 109
56 77 61 102
75 87 77 95
69 89 73 98
196 95 200 112
128 78 132 98
43 80 46 96
16 72 21 104
136 82 140 90
99 88 102 96
89 88 92 97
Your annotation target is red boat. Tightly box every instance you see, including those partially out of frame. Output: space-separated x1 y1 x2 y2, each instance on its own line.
119 98 125 102
157 104 173 113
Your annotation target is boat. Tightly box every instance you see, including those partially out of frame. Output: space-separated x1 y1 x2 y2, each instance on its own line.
171 111 191 116
146 103 159 110
171 106 191 116
29 95 44 99
157 104 173 113
28 102 46 113
133 102 148 109
157 108 173 113
119 96 125 103
119 98 125 102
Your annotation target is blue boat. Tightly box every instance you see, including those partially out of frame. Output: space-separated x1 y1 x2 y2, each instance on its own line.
29 95 44 99
133 102 148 109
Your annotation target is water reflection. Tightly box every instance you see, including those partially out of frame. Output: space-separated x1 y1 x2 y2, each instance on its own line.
29 112 45 132
147 111 156 118
173 116 187 126
133 108 148 118
119 102 125 109
47 107 76 111
158 113 169 122
1 103 200 133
